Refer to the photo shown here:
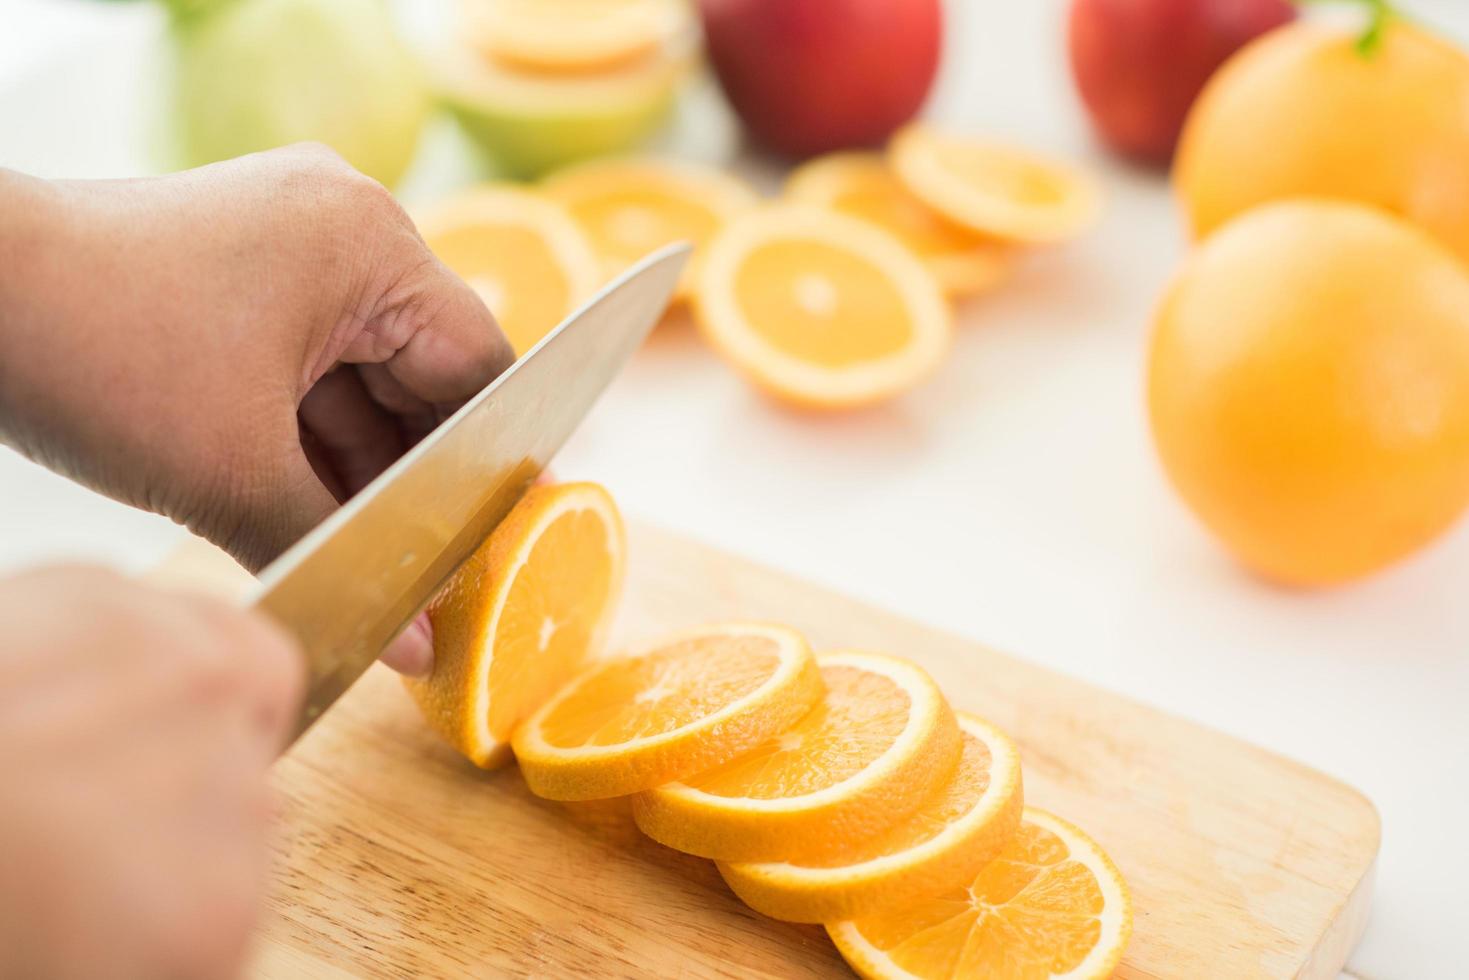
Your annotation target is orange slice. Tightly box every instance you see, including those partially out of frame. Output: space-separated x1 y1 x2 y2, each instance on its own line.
542 157 759 296
786 153 1016 298
828 807 1133 980
418 186 601 355
692 206 953 409
718 712 1022 923
512 622 824 800
464 0 692 74
405 482 624 769
632 652 962 863
889 125 1101 244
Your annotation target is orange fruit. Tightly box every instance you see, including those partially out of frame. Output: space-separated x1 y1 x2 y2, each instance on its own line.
718 712 1023 923
1176 20 1469 266
828 807 1132 980
786 152 1016 298
417 186 601 354
541 157 759 295
464 0 692 74
692 205 953 409
512 622 824 800
632 652 962 863
405 483 624 769
889 125 1101 244
1148 200 1469 586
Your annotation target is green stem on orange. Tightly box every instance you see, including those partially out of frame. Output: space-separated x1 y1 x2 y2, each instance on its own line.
1294 0 1396 56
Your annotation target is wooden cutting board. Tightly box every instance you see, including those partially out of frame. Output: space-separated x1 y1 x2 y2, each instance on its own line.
152 521 1379 979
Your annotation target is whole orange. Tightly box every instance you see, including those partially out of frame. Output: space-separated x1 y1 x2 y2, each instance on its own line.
1175 20 1469 266
1148 201 1469 586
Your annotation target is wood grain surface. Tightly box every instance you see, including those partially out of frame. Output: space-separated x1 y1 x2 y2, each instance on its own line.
153 522 1380 979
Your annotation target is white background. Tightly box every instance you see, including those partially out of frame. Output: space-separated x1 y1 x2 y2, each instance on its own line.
3 1 1468 977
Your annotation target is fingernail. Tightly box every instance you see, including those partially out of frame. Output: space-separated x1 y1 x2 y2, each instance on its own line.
384 615 434 677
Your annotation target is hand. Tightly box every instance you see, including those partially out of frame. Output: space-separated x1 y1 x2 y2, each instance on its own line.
0 146 515 673
0 566 304 980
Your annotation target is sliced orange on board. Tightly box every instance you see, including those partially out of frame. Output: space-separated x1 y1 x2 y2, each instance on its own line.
404 482 624 769
542 157 759 296
718 712 1023 923
464 0 692 74
890 125 1101 245
632 651 962 863
513 622 824 800
828 807 1133 980
692 205 953 409
417 186 601 355
786 152 1016 298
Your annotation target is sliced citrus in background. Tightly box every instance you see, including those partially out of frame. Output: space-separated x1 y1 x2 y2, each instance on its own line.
418 186 602 355
542 156 759 296
464 0 692 74
513 622 824 800
692 206 953 409
890 125 1101 244
786 152 1016 298
828 807 1132 980
718 712 1022 923
405 483 625 769
633 651 961 863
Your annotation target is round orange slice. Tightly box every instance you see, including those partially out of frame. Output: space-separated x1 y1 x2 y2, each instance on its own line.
718 712 1022 923
828 807 1133 980
417 186 602 355
512 622 824 801
405 482 625 769
541 157 759 296
632 652 962 863
785 153 1016 298
691 205 953 409
464 0 692 74
889 125 1101 245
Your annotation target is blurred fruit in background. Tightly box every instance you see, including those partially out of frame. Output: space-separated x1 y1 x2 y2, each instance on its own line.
1067 0 1294 165
697 0 941 158
1176 18 1469 265
541 158 759 297
889 125 1101 245
416 186 601 354
1148 201 1469 587
439 0 697 178
691 205 953 409
168 0 430 187
785 153 1015 298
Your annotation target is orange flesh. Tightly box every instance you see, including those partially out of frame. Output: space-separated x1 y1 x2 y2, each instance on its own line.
682 664 911 800
485 508 615 740
850 820 1106 977
568 189 725 266
794 729 991 868
537 634 781 747
428 224 572 353
933 143 1070 207
734 242 911 367
831 174 998 259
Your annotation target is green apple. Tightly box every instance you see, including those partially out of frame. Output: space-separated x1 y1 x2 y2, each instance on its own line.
170 0 430 188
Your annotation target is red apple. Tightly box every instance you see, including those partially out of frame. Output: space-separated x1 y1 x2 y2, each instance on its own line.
1068 0 1295 165
697 0 942 158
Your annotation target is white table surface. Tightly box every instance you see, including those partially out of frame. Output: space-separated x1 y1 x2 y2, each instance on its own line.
3 1 1467 977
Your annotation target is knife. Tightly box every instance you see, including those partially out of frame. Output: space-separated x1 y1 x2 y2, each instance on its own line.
251 243 690 745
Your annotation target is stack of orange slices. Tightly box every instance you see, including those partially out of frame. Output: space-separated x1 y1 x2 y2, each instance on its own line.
408 482 1133 978
416 124 1098 408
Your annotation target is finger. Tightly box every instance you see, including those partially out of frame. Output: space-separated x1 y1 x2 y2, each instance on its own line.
219 440 340 573
355 361 442 446
353 256 516 407
298 366 406 498
379 612 433 677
